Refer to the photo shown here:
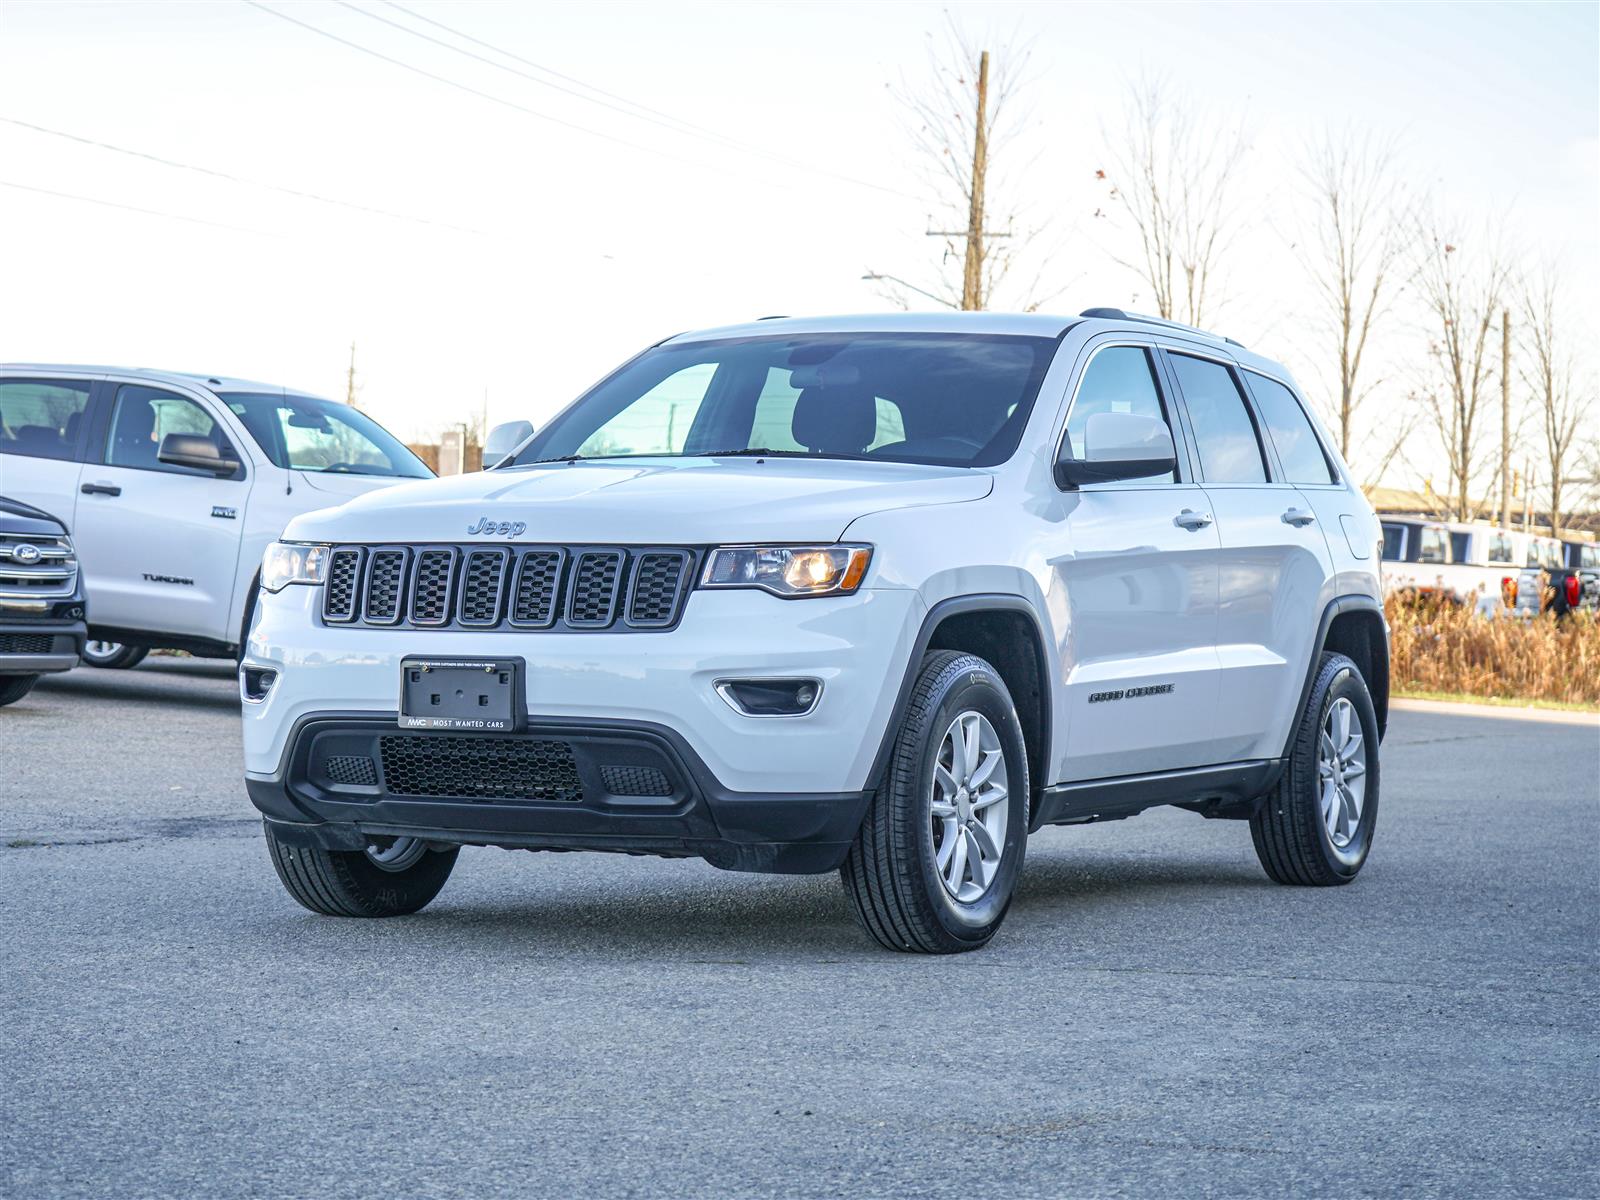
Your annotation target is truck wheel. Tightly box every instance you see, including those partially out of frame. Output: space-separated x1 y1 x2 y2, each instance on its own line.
841 650 1030 953
1251 652 1380 886
82 641 148 670
265 826 459 917
0 674 39 707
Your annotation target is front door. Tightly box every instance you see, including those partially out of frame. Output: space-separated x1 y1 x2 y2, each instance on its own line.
72 383 251 643
1052 342 1221 781
1164 351 1333 764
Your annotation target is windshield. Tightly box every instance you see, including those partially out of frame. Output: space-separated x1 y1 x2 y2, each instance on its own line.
511 333 1058 469
221 393 432 478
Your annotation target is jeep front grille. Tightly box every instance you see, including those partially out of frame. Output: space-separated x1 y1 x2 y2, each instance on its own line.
322 543 696 632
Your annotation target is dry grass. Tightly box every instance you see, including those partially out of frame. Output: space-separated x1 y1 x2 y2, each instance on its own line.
1385 594 1600 709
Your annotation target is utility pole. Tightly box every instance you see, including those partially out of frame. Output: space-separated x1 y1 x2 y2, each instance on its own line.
925 49 1008 311
1499 309 1511 529
345 342 360 410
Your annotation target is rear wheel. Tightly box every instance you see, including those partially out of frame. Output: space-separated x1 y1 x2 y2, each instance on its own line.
0 674 39 707
841 650 1030 953
1251 652 1380 885
265 826 459 917
81 641 148 670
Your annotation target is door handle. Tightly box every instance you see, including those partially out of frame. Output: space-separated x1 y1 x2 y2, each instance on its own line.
81 482 122 497
1174 508 1213 531
1282 507 1317 527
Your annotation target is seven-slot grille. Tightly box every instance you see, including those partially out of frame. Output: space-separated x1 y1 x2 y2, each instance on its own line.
322 544 694 632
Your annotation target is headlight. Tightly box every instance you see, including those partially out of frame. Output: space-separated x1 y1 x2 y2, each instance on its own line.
260 542 330 593
701 544 872 598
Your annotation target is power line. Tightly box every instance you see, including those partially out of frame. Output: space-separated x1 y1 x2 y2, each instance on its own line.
0 178 267 234
365 0 915 199
0 116 482 235
243 0 749 180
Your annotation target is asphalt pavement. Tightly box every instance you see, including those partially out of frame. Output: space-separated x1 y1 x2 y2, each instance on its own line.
2 658 1596 1199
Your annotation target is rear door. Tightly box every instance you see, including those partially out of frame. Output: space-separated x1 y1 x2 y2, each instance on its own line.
1162 349 1334 765
0 375 99 524
1052 339 1221 780
71 382 252 642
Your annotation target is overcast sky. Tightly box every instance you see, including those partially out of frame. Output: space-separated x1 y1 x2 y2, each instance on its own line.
1 0 1595 489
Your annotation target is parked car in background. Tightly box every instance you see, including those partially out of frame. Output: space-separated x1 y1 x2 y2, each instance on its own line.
1514 534 1599 618
1380 518 1520 615
0 495 86 707
0 366 433 667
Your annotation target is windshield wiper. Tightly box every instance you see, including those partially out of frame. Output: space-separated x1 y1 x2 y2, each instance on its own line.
698 448 867 460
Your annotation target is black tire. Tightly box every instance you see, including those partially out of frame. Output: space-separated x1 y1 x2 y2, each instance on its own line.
0 674 39 707
841 650 1030 954
1251 651 1380 886
81 642 149 670
265 826 459 917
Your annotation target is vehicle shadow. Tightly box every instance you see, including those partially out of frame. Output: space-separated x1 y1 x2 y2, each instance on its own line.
35 672 240 713
306 845 1275 962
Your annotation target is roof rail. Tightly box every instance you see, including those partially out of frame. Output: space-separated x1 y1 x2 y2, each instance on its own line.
1079 307 1245 349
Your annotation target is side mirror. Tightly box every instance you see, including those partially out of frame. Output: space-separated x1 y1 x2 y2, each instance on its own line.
483 420 534 468
158 432 241 476
1054 411 1176 489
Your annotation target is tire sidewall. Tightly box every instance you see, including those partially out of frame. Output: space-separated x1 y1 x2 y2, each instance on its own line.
909 663 1029 943
1308 660 1380 878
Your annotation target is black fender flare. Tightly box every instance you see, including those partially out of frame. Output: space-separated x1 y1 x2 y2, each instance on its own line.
1285 593 1389 758
865 594 1053 807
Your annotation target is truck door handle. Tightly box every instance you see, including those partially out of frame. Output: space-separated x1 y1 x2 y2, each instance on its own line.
81 482 122 497
1174 508 1213 531
1282 508 1317 527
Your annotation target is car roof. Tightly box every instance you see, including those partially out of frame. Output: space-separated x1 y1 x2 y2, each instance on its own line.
659 310 1295 379
0 363 326 400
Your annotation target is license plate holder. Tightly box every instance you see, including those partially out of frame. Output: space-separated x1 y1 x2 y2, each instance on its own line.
398 657 524 732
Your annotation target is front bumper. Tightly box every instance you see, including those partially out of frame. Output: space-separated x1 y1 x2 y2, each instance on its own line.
0 617 86 674
246 712 872 874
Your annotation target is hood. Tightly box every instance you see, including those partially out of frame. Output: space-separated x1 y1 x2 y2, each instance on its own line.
283 457 993 545
0 495 68 536
294 470 422 499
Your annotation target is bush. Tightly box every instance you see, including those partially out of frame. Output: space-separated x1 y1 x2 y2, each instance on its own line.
1385 594 1600 707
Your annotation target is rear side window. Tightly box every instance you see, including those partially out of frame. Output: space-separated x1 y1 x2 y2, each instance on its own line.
1488 533 1516 564
1064 346 1176 484
1246 373 1336 484
1167 354 1267 484
0 379 92 461
1418 527 1450 564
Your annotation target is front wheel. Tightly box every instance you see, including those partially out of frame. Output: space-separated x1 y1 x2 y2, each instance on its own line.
0 674 39 707
841 650 1030 953
265 826 459 917
1250 652 1380 885
81 641 148 670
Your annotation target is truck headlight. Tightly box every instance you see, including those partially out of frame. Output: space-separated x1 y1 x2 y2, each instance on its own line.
701 545 872 598
261 542 330 593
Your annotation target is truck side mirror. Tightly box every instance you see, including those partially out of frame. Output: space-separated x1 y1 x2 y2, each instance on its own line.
483 421 535 469
1054 411 1177 489
158 432 242 476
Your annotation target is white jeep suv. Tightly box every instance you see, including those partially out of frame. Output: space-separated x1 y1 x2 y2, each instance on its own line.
0 365 431 668
243 311 1389 953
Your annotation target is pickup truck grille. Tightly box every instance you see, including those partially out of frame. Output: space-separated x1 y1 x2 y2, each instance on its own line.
323 544 697 633
0 533 77 598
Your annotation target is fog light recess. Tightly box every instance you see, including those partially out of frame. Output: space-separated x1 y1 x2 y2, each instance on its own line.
715 678 822 717
241 666 278 703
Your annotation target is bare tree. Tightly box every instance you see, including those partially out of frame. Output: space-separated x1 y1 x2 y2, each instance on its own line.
1520 270 1584 537
1297 131 1407 465
1096 79 1248 327
873 20 1054 311
1412 217 1513 522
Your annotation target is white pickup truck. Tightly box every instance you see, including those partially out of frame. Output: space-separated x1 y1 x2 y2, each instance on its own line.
0 365 432 666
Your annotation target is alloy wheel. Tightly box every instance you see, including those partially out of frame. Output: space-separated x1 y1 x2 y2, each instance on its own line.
930 710 1010 903
1318 696 1367 848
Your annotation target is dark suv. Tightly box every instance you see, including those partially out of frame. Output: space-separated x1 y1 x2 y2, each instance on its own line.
0 496 86 707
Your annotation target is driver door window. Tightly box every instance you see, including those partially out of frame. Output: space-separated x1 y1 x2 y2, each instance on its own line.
105 385 235 476
1063 345 1177 484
